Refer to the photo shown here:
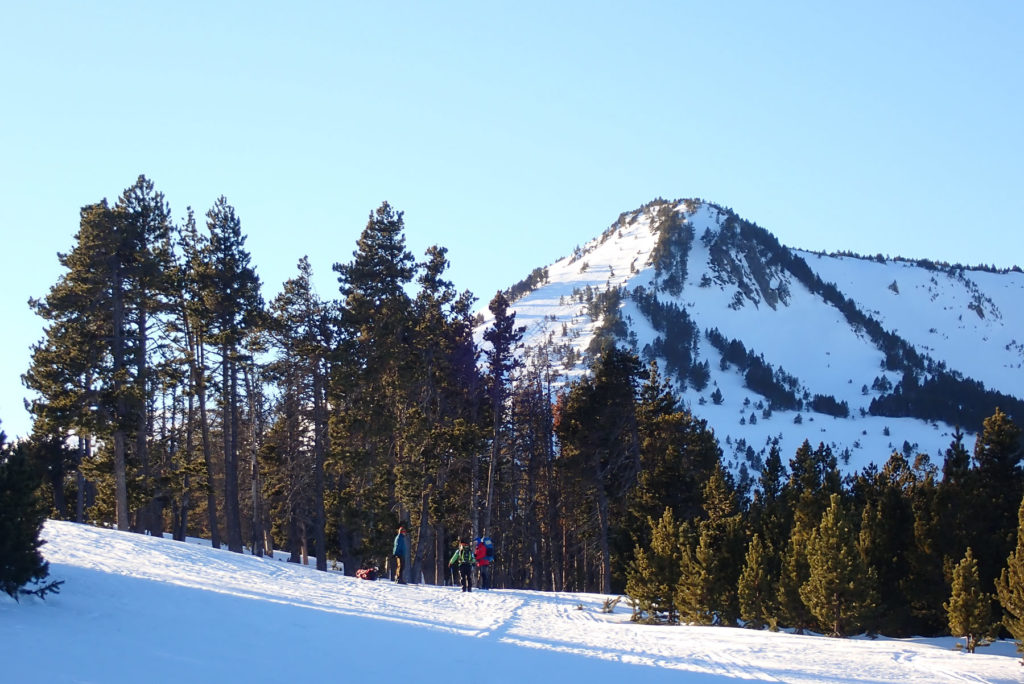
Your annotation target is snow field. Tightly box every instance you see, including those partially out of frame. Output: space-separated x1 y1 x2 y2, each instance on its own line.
2 521 1020 683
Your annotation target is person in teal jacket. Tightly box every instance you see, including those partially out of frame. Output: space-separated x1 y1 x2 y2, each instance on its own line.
392 525 409 584
449 539 476 592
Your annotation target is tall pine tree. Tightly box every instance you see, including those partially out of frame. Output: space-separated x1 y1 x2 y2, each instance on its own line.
267 257 334 569
330 202 417 571
554 346 642 593
26 177 175 532
945 548 994 653
800 493 876 637
200 196 264 553
778 440 841 632
738 534 776 630
481 291 524 537
971 409 1023 592
995 495 1024 662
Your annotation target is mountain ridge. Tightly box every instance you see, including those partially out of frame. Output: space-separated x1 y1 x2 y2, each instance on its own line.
478 198 1024 477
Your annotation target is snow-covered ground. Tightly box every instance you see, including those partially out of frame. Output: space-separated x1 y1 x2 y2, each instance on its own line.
3 521 1021 683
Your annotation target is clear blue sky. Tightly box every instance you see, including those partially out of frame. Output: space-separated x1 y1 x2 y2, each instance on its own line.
2 1 1022 439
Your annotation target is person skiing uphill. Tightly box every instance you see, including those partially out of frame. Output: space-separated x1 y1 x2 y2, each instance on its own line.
449 539 476 592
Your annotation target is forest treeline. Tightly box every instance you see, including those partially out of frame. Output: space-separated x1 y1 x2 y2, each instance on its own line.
13 177 1024 643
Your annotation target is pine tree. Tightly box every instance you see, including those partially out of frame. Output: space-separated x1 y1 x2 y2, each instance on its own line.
23 250 103 524
402 245 486 583
695 463 744 624
330 202 417 571
673 522 713 624
945 548 994 653
738 533 775 629
481 291 524 537
800 493 876 637
933 430 974 611
788 440 842 532
169 208 218 544
26 200 128 527
515 348 563 591
777 525 814 633
936 428 972 558
267 256 334 570
903 454 947 636
0 427 57 599
670 463 743 626
971 409 1023 592
777 440 842 633
25 177 176 533
112 176 176 537
745 440 788 619
856 452 918 636
628 362 722 550
174 208 221 546
751 440 788 542
625 508 683 623
201 196 264 553
995 495 1024 662
554 346 642 593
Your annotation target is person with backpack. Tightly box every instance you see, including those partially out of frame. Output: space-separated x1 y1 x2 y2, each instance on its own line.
449 539 476 592
474 536 493 590
392 525 409 584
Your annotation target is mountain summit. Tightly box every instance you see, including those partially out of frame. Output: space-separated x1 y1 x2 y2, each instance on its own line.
479 199 1024 475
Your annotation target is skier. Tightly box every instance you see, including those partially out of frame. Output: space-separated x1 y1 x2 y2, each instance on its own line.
449 539 476 592
392 525 409 584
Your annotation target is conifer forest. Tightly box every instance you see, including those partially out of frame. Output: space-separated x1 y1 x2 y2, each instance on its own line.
14 176 1024 642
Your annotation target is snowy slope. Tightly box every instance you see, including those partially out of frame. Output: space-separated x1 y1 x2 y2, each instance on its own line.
803 252 1024 399
476 200 1024 475
2 521 1021 683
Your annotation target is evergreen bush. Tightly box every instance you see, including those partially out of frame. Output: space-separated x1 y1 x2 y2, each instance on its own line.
0 429 60 600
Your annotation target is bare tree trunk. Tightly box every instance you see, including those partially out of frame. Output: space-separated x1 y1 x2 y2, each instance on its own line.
412 487 433 584
114 429 129 530
244 365 264 557
76 436 88 523
312 362 327 571
224 351 243 553
111 266 129 531
434 523 446 585
193 339 220 548
176 383 196 542
547 436 563 592
300 519 309 566
597 484 612 594
471 450 479 544
135 300 155 536
484 394 501 535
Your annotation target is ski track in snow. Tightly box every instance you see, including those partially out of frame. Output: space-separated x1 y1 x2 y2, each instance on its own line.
2 521 1020 684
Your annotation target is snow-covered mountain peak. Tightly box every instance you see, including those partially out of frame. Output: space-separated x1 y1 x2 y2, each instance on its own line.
478 199 1024 479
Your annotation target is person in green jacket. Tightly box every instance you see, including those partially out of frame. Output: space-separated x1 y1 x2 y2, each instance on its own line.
449 539 476 592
